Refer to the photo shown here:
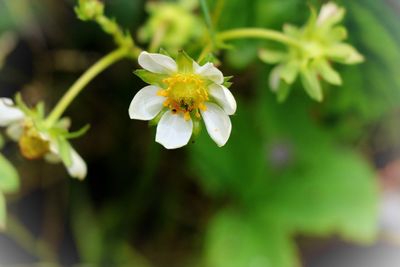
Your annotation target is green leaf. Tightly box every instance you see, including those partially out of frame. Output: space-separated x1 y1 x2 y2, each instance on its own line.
134 70 168 88
206 211 299 267
0 192 5 230
300 68 323 101
0 154 19 193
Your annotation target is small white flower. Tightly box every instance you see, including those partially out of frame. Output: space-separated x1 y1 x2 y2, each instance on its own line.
0 98 87 179
129 51 237 149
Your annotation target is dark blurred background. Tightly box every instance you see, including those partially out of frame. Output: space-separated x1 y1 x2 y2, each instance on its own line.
1 0 400 266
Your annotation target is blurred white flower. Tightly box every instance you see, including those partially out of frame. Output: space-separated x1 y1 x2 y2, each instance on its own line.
129 51 236 149
317 2 341 26
0 98 87 179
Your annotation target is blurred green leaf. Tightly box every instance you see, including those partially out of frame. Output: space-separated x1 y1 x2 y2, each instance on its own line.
0 153 19 193
206 210 298 267
0 192 5 230
194 93 378 267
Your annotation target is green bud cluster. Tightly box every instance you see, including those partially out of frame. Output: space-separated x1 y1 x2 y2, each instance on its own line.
138 1 206 52
74 0 104 21
259 3 364 102
75 0 139 58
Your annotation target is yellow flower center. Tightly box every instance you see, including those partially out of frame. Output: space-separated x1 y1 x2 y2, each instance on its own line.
158 73 209 120
18 124 50 160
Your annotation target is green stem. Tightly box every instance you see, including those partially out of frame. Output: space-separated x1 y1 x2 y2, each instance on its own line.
217 28 301 47
148 22 167 53
45 48 129 127
6 214 60 266
197 43 213 62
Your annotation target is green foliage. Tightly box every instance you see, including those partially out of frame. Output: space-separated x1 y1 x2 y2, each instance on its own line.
191 94 378 267
0 192 5 230
327 0 400 121
0 154 19 194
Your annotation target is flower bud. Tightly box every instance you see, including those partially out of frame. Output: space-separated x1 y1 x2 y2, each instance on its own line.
75 0 104 21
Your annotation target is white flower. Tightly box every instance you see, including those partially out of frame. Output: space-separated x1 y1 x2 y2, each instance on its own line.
129 51 236 149
0 98 87 179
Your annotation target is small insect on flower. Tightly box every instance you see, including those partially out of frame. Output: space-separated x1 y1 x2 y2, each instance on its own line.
0 97 87 179
129 51 237 149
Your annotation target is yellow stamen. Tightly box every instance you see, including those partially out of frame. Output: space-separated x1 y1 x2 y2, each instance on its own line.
18 124 50 160
161 73 209 120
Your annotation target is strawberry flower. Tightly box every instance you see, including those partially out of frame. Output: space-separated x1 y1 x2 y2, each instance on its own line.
0 97 87 179
129 51 237 149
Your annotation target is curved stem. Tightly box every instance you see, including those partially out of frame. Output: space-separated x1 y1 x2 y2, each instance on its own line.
217 28 301 47
45 48 129 127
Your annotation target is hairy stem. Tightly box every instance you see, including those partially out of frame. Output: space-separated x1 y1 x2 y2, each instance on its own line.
45 48 130 127
217 28 301 47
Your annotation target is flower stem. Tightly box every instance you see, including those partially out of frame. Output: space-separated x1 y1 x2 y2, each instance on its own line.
217 28 301 47
45 48 129 127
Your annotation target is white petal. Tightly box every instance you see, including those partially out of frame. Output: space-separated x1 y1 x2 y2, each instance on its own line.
156 111 193 149
201 102 232 147
138 51 177 74
129 85 165 120
66 148 87 180
208 84 237 115
6 123 23 141
44 152 62 164
193 61 224 84
317 2 339 25
47 141 86 179
269 65 282 91
0 98 25 127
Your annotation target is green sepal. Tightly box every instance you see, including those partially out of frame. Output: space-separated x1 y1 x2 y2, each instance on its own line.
276 81 292 103
149 109 166 127
0 154 19 193
176 50 194 73
314 59 342 86
199 52 220 66
326 44 365 64
300 68 323 102
0 192 5 230
14 93 30 115
36 102 46 119
280 61 299 84
330 26 348 41
259 49 287 64
223 76 234 88
57 137 73 167
283 24 301 38
64 124 91 139
134 69 168 88
159 48 171 57
192 118 202 138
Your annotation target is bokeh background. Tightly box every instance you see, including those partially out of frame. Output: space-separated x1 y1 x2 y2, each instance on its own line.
1 0 400 266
